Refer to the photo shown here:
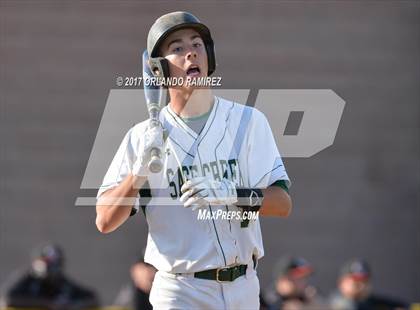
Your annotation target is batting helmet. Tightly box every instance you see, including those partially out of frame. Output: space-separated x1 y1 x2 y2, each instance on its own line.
147 11 216 78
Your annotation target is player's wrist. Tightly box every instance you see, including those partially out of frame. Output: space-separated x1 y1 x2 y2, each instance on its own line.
130 173 147 183
132 157 149 177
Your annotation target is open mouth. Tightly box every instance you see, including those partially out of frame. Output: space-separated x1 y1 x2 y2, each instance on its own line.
186 65 201 77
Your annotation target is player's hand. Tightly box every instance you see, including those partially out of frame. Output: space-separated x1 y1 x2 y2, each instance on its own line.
180 177 237 211
132 122 164 176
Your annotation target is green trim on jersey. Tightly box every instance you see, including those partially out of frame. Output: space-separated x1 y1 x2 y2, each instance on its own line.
271 180 289 193
180 109 212 122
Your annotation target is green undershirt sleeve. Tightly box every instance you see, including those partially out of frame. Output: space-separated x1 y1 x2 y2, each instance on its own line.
270 180 289 194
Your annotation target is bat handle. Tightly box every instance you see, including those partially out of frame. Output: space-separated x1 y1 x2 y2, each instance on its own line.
148 147 162 173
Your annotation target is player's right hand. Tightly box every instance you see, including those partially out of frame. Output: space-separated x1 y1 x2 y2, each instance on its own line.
132 122 164 176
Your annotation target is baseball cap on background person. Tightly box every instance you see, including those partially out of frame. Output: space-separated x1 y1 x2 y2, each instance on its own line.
273 256 314 280
339 258 371 281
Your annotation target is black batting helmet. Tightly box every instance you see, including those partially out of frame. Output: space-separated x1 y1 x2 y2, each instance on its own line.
147 11 216 78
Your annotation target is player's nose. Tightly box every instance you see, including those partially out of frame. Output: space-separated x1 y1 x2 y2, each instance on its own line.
186 48 197 59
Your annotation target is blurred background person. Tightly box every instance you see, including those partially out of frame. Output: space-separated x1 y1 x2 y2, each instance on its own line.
1 243 99 309
113 257 157 310
130 260 156 310
329 259 408 310
261 256 324 310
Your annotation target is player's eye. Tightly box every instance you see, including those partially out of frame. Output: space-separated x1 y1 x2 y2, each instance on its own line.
193 42 202 48
172 46 183 53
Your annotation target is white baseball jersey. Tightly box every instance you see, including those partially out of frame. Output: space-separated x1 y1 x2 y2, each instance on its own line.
97 96 290 274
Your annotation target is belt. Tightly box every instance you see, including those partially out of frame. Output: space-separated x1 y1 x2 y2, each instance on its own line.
194 264 247 282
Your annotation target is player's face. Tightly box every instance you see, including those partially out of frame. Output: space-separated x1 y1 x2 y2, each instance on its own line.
276 277 296 296
276 274 311 298
160 28 209 84
339 276 371 300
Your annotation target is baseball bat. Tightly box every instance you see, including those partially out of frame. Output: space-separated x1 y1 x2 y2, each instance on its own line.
142 50 164 173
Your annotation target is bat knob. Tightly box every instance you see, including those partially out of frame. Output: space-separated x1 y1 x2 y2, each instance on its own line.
148 157 162 173
148 147 162 173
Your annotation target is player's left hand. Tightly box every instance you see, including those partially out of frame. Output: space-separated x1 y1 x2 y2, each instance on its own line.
180 177 237 211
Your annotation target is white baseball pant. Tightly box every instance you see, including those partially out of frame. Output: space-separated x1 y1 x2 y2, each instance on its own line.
149 262 260 310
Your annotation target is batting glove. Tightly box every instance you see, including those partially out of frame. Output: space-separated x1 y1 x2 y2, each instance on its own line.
180 177 238 211
132 122 164 177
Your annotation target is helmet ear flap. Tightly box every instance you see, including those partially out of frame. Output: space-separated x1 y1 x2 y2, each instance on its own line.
205 44 216 76
148 57 170 78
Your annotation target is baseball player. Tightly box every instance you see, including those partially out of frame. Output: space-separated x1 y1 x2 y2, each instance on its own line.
96 11 292 309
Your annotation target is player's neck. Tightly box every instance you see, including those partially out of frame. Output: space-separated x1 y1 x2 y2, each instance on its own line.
168 88 214 118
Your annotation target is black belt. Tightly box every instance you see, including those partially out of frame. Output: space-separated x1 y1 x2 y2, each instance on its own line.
194 264 247 282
